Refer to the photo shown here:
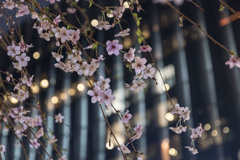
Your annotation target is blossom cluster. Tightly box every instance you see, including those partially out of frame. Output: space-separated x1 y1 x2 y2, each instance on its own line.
169 104 204 154
87 76 115 108
0 0 227 159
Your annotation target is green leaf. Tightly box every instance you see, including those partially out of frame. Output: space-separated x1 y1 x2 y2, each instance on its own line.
138 37 144 44
126 64 132 72
92 42 98 50
136 28 141 36
219 5 224 12
137 20 140 26
133 13 138 18
89 1 93 8
67 25 72 29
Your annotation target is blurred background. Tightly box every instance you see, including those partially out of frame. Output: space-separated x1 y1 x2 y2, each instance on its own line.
1 0 240 160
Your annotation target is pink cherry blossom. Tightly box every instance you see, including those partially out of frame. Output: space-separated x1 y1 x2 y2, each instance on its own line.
16 5 30 18
190 124 204 139
169 125 187 134
117 144 131 154
66 29 80 44
34 116 43 127
179 107 190 121
30 138 40 149
96 76 111 90
225 56 240 69
53 15 61 25
31 12 38 19
6 72 13 81
185 146 198 155
124 48 135 62
35 127 44 138
115 28 130 37
3 0 15 10
52 52 63 62
106 40 123 56
96 55 105 62
0 145 6 154
15 53 30 67
7 43 21 57
171 104 184 115
11 89 29 102
48 136 58 144
95 20 112 30
132 57 147 74
67 8 77 14
112 7 125 19
121 110 132 124
87 87 101 103
53 27 70 43
142 64 156 79
134 122 143 133
49 0 61 4
127 79 147 91
55 113 64 123
138 45 152 53
99 89 115 107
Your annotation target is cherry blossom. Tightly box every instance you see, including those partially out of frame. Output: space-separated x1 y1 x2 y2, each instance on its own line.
55 113 64 123
122 110 132 124
0 145 6 154
138 45 152 53
106 40 123 56
99 89 115 107
132 57 147 74
190 124 204 139
115 28 130 37
67 8 77 14
112 7 125 19
7 43 21 57
52 27 70 43
53 15 61 25
15 53 30 67
169 125 187 134
185 146 198 155
35 127 44 139
127 79 147 91
34 116 43 127
20 74 34 87
117 144 131 154
3 0 15 10
96 55 105 62
66 29 80 44
171 103 184 115
6 72 13 81
131 122 144 140
49 0 61 4
96 76 111 90
0 0 211 157
52 52 64 62
11 89 29 102
30 138 40 149
124 48 135 62
134 122 143 133
95 20 112 30
48 136 58 145
142 64 156 79
16 4 30 18
225 56 240 69
87 86 101 103
179 107 191 121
